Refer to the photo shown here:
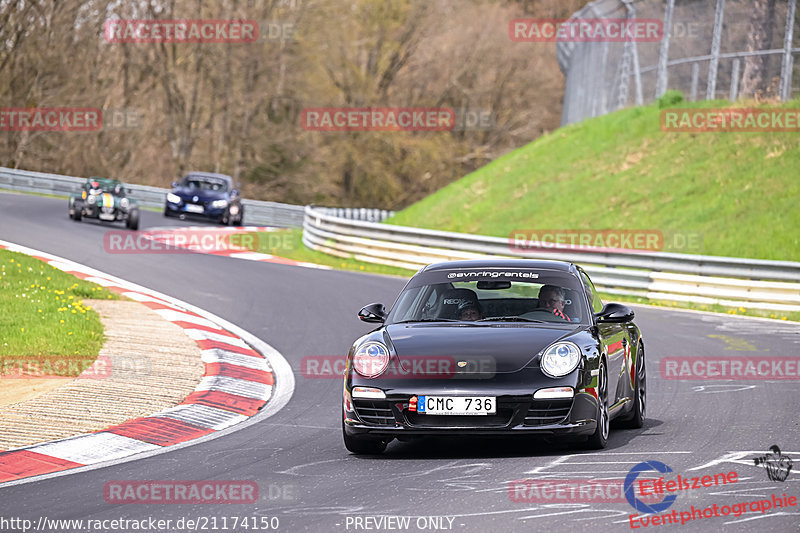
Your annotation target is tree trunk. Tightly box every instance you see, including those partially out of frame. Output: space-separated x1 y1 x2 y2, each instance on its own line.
740 0 776 98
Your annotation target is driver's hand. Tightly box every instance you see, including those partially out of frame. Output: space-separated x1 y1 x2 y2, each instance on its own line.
553 308 570 321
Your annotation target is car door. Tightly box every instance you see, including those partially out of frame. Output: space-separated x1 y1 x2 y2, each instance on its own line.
579 270 629 410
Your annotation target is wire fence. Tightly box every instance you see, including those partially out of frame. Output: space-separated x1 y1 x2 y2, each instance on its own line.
558 0 799 125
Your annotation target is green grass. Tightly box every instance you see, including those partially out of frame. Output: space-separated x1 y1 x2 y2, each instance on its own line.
387 97 800 261
251 228 415 277
0 249 120 376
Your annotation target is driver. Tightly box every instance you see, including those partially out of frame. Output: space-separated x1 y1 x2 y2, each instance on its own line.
457 300 483 321
537 285 571 321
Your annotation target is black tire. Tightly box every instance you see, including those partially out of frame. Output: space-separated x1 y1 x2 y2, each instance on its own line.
163 205 174 218
126 209 140 230
586 359 609 449
618 342 646 429
342 413 388 455
72 204 82 221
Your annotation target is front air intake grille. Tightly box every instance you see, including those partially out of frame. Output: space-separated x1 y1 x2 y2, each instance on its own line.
353 399 395 426
523 399 572 426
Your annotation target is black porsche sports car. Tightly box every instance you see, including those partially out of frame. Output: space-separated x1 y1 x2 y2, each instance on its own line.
342 259 646 454
164 172 244 225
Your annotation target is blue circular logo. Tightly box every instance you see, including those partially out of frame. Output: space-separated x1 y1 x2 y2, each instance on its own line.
624 461 677 513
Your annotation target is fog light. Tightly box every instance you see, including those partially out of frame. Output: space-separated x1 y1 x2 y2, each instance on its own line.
534 386 574 399
352 387 386 399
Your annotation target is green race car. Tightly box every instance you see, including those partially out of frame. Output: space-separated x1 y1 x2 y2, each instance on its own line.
68 177 140 230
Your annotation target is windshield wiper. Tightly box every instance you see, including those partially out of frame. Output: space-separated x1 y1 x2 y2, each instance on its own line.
395 318 461 323
476 316 546 323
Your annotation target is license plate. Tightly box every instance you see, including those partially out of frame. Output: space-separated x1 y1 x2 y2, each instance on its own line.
98 213 115 221
417 396 495 415
185 204 204 213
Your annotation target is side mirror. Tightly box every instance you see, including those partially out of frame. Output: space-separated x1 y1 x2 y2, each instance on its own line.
595 303 634 324
171 181 179 188
358 303 387 323
231 189 240 197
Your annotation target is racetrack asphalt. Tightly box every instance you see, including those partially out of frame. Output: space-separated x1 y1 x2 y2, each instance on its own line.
0 191 798 532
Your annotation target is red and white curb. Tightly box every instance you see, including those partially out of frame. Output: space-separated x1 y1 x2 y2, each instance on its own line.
129 226 331 270
0 240 294 486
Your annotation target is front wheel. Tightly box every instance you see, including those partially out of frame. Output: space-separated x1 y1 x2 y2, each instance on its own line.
342 414 388 455
586 360 609 449
618 342 646 429
126 209 140 230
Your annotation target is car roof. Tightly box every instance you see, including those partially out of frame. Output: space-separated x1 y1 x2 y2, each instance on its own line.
182 172 232 182
422 258 577 273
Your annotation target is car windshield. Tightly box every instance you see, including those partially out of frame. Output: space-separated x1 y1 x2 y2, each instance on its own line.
182 177 228 192
387 267 588 324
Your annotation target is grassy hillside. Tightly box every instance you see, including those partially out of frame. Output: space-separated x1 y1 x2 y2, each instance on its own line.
387 96 800 261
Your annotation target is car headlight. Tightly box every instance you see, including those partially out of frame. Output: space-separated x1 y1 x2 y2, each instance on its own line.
119 198 129 209
167 193 181 204
87 194 97 205
352 342 390 378
540 341 581 378
211 199 228 209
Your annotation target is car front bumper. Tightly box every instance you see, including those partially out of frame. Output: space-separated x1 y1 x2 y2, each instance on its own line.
343 382 599 438
165 202 227 219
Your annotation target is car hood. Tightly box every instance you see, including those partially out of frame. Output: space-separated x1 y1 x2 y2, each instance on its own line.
384 323 580 374
172 187 228 201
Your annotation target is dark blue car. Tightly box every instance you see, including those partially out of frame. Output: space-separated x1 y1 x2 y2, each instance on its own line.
164 172 244 225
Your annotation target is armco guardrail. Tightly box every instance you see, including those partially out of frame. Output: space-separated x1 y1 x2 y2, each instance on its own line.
0 167 391 228
302 206 800 312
